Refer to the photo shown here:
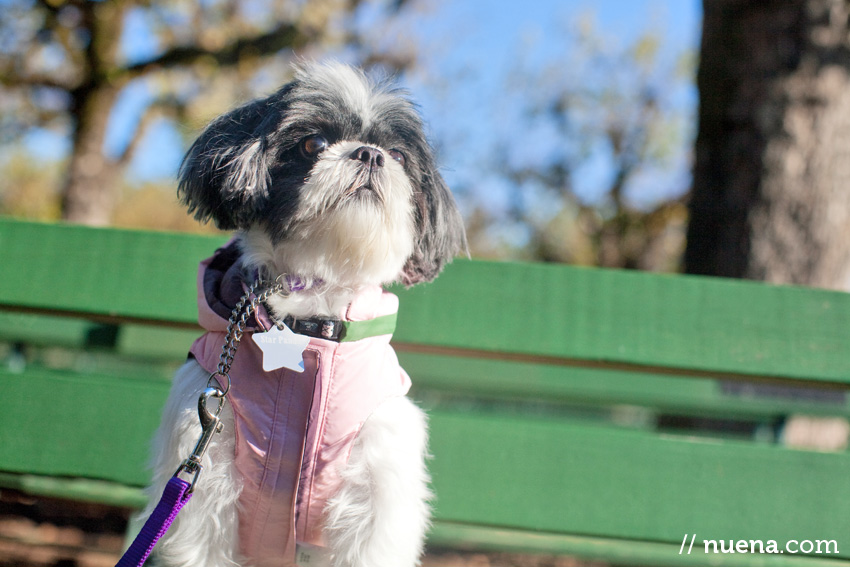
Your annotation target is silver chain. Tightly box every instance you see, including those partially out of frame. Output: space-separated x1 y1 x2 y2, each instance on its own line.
175 278 289 491
207 279 288 397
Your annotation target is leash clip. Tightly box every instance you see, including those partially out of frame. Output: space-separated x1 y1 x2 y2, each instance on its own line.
172 280 282 493
173 386 226 492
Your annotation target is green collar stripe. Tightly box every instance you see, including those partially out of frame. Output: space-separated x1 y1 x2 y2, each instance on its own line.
340 313 397 342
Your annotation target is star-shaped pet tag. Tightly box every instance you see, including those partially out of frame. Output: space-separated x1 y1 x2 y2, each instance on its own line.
251 324 311 372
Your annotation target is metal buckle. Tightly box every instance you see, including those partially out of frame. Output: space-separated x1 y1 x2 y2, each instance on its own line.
173 386 226 492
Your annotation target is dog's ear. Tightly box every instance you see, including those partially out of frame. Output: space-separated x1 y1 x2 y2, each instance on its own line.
178 91 288 229
401 153 467 286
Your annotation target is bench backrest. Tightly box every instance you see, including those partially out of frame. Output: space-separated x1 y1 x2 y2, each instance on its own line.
2 218 849 565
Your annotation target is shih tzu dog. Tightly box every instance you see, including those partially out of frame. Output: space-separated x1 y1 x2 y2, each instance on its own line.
139 62 466 567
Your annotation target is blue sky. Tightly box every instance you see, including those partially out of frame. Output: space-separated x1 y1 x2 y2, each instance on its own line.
391 0 701 211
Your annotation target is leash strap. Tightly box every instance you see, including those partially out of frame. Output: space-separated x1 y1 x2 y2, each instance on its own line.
114 386 221 567
114 279 280 567
115 477 193 567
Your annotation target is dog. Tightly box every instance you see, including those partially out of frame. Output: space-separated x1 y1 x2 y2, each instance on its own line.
138 62 466 567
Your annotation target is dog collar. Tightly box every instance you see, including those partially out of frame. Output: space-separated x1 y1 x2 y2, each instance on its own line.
203 244 394 342
281 274 324 291
252 273 394 342
281 313 397 343
247 284 396 343
247 267 325 292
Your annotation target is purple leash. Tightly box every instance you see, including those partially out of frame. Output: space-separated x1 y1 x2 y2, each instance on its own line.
115 386 226 567
115 477 193 567
115 279 278 567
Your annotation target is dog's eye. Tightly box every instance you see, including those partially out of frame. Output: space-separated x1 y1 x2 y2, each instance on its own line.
388 149 406 166
300 135 328 158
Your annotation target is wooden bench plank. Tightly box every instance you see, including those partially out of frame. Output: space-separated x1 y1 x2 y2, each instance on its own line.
0 311 200 360
10 468 842 567
0 217 224 326
0 473 146 509
0 312 110 349
401 352 850 418
3 219 850 387
428 523 850 567
7 316 847 419
4 366 847 559
116 324 201 359
391 261 850 386
428 411 850 558
0 365 169 487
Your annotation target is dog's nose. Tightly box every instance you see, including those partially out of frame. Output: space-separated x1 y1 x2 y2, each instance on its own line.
350 146 385 170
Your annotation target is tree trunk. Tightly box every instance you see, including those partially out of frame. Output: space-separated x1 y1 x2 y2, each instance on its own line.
685 0 850 290
60 0 127 226
61 85 121 226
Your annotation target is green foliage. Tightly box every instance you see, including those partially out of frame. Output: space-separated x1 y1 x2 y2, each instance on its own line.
111 181 226 234
0 150 222 233
0 153 64 220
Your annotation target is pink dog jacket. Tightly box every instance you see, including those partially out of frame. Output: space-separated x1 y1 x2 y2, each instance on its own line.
188 245 411 567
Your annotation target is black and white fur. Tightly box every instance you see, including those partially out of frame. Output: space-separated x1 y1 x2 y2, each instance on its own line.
139 62 466 567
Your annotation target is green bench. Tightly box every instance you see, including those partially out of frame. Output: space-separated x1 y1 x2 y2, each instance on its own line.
2 217 850 566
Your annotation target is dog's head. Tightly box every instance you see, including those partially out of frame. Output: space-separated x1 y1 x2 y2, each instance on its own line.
178 62 466 287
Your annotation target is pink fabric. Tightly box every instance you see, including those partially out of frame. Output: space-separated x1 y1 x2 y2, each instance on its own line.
189 253 411 567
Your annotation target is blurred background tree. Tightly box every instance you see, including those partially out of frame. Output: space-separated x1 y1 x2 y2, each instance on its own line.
10 0 850 289
0 0 413 226
0 0 697 272
687 0 850 290
684 0 850 452
456 20 693 270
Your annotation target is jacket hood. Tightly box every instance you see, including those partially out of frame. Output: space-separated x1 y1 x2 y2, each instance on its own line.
197 240 267 333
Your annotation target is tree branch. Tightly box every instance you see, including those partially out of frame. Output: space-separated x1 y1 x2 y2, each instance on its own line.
122 22 307 81
116 98 182 167
0 68 75 90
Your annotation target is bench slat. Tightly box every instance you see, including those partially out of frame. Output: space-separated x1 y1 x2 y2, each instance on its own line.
401 352 850 418
428 411 850 558
1 366 169 487
7 315 847 419
3 219 850 386
0 218 224 326
428 523 850 567
0 472 146 509
0 312 106 349
4 365 847 559
7 471 841 567
392 261 850 386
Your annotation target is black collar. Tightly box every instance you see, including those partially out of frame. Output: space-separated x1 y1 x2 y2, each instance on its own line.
281 315 345 342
